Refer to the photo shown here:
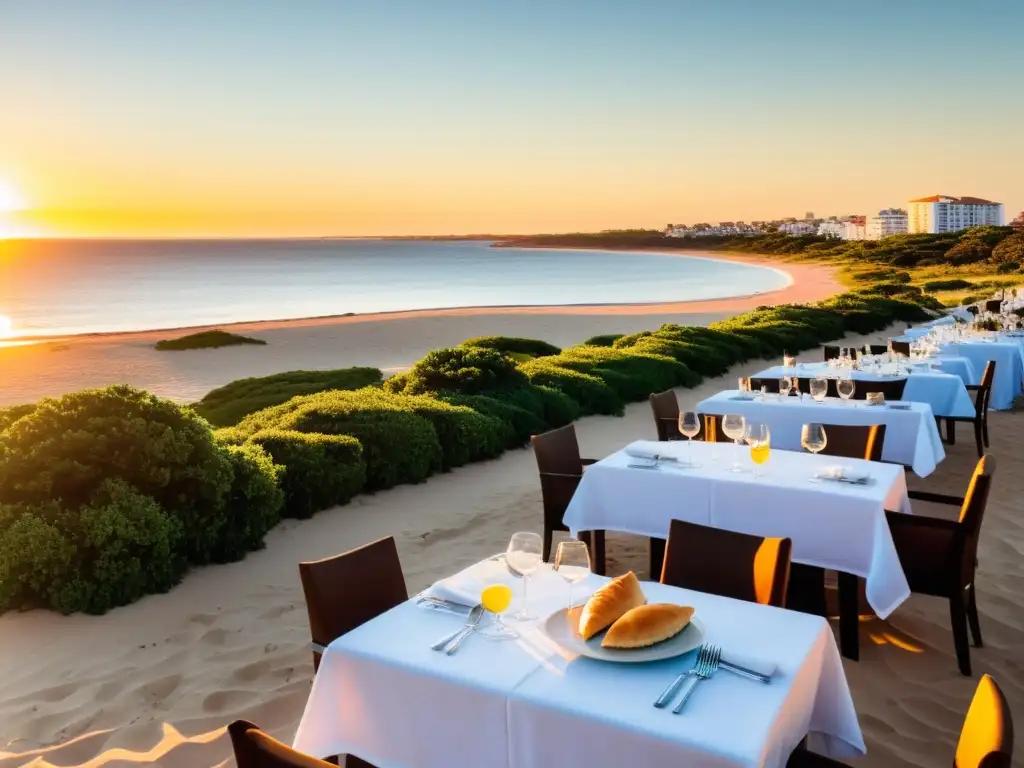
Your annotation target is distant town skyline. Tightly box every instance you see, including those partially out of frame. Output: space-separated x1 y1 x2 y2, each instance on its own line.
1 1 1022 238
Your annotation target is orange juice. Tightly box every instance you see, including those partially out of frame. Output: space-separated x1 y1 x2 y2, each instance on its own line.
750 443 771 465
481 584 513 614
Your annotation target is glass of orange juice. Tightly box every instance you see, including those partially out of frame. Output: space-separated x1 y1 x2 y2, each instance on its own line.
745 422 771 478
478 584 517 639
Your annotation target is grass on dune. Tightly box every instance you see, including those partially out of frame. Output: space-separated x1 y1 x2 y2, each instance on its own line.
155 330 267 351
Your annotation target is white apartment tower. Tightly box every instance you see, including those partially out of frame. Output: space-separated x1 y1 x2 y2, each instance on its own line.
867 208 909 240
907 195 1004 234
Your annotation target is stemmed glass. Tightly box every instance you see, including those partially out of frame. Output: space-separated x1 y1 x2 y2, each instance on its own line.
779 376 793 399
810 377 828 402
745 422 770 478
554 540 591 612
721 413 746 472
677 411 702 468
837 377 856 404
479 583 517 639
506 532 542 622
801 423 828 482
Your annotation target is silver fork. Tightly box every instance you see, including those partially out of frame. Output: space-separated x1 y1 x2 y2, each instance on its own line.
431 604 483 651
444 606 486 655
654 644 709 708
673 644 721 714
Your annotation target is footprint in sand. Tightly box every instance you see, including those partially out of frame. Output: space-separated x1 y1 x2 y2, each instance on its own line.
36 681 80 702
231 659 270 683
188 613 218 626
259 603 296 621
201 627 230 646
138 674 183 702
95 679 125 702
202 688 253 714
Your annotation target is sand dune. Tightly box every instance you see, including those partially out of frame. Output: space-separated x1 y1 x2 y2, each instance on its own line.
2 322 1022 767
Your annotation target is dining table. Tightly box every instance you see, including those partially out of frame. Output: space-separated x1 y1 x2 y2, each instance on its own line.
292 556 866 768
750 362 974 419
695 389 945 476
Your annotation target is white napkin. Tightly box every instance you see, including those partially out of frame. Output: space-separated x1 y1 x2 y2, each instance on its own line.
422 558 519 606
623 443 676 461
885 401 912 410
815 465 870 483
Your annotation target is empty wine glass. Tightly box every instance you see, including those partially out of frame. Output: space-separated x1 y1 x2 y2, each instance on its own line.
810 376 828 403
837 377 856 404
801 423 828 482
779 377 793 398
506 531 543 621
554 540 591 611
677 411 702 468
738 376 751 394
721 413 746 472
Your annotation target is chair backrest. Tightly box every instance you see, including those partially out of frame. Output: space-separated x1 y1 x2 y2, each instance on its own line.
823 345 841 361
649 390 681 441
532 423 584 476
955 674 1014 768
299 537 408 671
660 519 792 608
984 298 1003 314
853 377 907 401
816 423 886 462
229 720 335 768
976 360 997 416
891 340 911 357
959 455 995 533
749 377 781 394
870 344 888 355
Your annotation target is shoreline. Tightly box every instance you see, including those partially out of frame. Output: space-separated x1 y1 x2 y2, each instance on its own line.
3 252 837 348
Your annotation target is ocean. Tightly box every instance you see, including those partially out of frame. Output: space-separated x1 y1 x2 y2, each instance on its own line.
0 239 789 338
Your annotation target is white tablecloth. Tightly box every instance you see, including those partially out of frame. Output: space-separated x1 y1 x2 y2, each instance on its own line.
293 560 865 768
565 440 911 618
933 355 978 387
752 364 974 419
696 390 945 477
944 342 1022 410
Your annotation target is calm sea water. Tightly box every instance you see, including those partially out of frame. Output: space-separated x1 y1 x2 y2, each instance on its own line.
0 239 789 338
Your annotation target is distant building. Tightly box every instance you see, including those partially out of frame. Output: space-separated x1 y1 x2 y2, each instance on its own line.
778 221 816 236
844 215 867 241
907 195 1004 234
804 211 815 220
867 208 908 240
817 220 845 238
664 222 766 238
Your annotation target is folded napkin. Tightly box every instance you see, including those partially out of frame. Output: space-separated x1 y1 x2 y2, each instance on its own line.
624 443 677 461
885 401 912 410
423 558 520 606
815 465 870 484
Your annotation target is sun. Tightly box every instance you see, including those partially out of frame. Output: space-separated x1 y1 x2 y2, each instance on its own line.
0 180 25 213
0 316 13 338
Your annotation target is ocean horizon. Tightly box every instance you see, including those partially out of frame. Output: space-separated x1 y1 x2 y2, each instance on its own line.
0 238 790 338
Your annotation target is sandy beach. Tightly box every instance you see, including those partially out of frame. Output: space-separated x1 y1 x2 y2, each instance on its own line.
1 320 1022 768
0 255 840 406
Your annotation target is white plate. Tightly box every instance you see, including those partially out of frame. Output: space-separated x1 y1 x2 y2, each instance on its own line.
542 606 704 663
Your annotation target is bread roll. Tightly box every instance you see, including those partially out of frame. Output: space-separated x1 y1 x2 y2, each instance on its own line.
601 604 694 649
577 571 646 640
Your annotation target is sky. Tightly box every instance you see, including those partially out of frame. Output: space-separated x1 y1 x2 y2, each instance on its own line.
0 0 1022 238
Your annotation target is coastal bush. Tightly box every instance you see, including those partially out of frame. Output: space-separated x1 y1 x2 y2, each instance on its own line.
438 393 545 447
0 404 35 432
517 358 623 416
489 385 580 429
384 347 527 396
0 504 77 613
996 261 1021 274
582 334 624 347
923 278 974 293
0 386 234 565
212 444 285 561
155 330 267 352
548 346 689 401
247 430 365 518
991 233 1024 265
194 367 384 427
460 336 561 358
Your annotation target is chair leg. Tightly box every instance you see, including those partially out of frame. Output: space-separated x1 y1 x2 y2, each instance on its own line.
649 537 666 581
949 593 972 676
786 564 827 616
579 530 606 575
973 419 984 457
543 528 553 563
945 419 956 444
967 583 983 648
838 572 860 662
982 415 990 448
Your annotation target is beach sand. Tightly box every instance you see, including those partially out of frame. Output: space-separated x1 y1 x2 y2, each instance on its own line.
2 320 1022 767
0 256 841 406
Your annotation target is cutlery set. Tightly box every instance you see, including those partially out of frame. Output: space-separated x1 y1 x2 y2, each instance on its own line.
654 644 771 714
430 603 485 655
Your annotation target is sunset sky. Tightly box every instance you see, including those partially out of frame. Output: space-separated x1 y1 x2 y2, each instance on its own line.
1 0 1022 238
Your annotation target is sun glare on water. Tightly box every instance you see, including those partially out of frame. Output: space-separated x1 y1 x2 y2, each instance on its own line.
0 315 13 338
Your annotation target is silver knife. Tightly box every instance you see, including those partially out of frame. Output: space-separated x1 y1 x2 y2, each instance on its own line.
431 604 483 651
719 659 772 684
445 606 486 655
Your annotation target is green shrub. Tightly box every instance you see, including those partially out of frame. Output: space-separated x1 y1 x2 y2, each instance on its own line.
213 444 284 561
0 505 77 613
194 368 383 427
0 386 233 564
460 336 561 358
155 330 266 351
553 345 696 399
247 430 365 518
582 334 624 347
517 358 623 415
384 347 526 396
212 427 249 446
399 394 506 468
923 279 973 292
488 385 580 428
438 393 545 447
0 404 35 432
996 261 1020 274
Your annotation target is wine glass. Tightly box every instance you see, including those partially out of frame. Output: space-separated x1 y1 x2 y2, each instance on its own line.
737 376 751 394
744 422 770 478
837 377 856 404
779 377 793 398
721 413 746 472
506 531 543 621
677 411 702 468
479 584 517 639
801 423 828 482
554 540 591 612
810 376 828 402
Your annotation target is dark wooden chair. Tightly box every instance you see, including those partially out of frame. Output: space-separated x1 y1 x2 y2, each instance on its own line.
649 389 681 441
660 519 792 608
945 360 996 457
869 344 888 355
851 377 907 401
787 423 885 661
749 377 781 394
788 673 1013 767
531 424 605 573
887 455 995 676
985 298 1003 313
823 345 841 362
299 537 408 673
891 339 911 357
229 719 376 768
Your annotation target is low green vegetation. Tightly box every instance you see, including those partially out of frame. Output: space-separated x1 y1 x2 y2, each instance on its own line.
194 367 383 427
155 330 267 351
